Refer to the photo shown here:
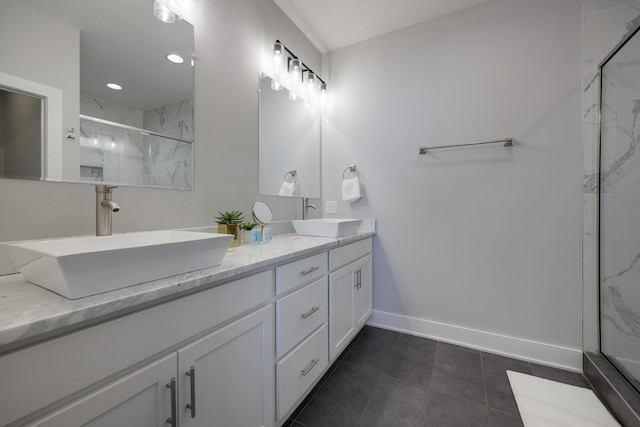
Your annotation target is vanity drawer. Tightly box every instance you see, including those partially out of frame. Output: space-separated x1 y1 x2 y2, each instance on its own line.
276 252 328 295
329 238 372 271
276 277 328 358
276 323 328 421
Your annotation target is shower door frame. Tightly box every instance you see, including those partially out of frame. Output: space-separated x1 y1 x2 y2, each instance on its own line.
596 21 640 403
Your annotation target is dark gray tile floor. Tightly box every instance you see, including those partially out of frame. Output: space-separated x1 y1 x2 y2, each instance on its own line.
284 326 594 427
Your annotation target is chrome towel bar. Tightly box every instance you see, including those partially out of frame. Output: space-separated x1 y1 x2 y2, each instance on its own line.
418 137 514 154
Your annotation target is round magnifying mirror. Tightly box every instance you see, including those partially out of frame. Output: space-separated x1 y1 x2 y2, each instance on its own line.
252 201 273 224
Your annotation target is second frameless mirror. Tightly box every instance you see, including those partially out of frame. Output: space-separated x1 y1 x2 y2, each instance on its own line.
258 75 320 198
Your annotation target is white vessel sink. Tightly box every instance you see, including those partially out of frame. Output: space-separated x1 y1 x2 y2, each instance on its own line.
292 218 363 238
4 230 233 299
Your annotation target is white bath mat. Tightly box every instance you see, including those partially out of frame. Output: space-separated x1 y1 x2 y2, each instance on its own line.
507 370 621 427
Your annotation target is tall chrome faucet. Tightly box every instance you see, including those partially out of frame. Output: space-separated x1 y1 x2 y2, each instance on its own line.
302 197 317 220
95 185 120 236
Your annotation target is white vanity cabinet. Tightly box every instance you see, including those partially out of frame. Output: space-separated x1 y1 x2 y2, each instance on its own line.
275 253 329 422
329 238 373 361
2 271 275 427
0 233 375 427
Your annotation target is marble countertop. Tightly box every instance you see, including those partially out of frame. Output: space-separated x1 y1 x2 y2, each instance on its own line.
0 226 374 352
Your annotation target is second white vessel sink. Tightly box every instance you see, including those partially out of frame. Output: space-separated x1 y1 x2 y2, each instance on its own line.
292 218 363 238
4 230 233 299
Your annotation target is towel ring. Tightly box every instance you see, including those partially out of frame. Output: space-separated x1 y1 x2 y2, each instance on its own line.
283 170 297 183
343 165 359 180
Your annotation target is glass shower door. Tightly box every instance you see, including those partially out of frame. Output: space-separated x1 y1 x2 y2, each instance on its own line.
599 26 640 393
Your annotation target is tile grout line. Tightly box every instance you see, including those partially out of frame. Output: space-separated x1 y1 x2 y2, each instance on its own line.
480 351 489 412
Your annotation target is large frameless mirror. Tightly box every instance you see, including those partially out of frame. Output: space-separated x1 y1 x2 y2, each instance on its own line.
0 0 194 190
258 75 321 198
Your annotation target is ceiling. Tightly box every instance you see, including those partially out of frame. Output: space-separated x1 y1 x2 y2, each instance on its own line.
273 0 490 53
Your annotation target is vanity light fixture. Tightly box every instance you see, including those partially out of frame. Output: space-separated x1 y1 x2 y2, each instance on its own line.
106 83 122 90
153 0 176 23
166 53 184 64
267 40 327 107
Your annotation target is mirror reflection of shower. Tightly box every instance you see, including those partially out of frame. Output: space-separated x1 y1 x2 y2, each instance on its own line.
599 24 640 394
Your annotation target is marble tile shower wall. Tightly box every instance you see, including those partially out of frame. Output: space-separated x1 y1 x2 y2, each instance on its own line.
582 0 640 352
143 98 193 189
78 95 192 189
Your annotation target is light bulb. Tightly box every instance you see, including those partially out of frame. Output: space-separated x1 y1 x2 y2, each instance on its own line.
289 58 302 85
307 73 316 85
273 42 283 56
271 79 283 91
153 1 176 23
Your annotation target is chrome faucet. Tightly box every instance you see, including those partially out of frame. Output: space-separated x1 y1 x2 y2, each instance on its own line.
302 197 317 220
95 185 120 236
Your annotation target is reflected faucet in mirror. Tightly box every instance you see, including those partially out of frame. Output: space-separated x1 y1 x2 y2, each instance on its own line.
96 185 120 236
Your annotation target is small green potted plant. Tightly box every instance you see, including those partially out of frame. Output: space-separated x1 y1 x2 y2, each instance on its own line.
214 210 244 247
240 222 259 245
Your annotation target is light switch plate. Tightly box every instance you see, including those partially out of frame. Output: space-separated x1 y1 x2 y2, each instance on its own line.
325 200 337 214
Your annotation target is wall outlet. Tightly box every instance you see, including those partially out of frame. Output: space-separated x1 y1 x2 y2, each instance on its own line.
325 200 338 214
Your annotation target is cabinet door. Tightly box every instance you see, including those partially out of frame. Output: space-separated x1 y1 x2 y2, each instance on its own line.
177 305 274 427
329 263 356 361
28 353 177 427
354 254 373 328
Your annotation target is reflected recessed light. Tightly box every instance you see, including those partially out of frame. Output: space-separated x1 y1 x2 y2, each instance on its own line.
106 83 122 90
166 54 184 64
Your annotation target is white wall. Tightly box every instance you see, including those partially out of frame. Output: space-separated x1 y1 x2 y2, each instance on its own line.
323 0 583 368
0 0 320 243
0 0 79 181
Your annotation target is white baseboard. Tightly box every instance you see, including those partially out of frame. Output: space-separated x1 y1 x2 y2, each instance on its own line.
367 310 583 372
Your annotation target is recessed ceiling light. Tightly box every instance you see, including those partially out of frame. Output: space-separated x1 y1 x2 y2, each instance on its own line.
106 83 122 90
166 54 184 64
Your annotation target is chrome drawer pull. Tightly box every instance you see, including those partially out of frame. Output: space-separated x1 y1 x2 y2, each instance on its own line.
301 306 320 319
166 378 177 426
186 366 196 418
301 266 319 275
301 359 319 376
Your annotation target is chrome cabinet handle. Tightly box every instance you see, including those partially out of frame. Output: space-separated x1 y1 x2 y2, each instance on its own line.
301 266 319 275
186 366 196 418
166 378 177 427
358 269 362 288
301 306 320 319
301 359 319 376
